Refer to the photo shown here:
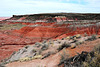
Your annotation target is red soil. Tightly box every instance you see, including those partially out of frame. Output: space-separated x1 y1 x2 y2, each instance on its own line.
0 45 24 62
7 22 55 26
56 25 100 39
17 17 26 20
14 26 68 39
0 31 36 46
33 22 56 26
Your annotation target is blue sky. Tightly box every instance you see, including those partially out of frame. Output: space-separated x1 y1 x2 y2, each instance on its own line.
0 0 100 17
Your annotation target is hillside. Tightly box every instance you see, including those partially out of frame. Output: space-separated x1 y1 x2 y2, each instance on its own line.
0 13 100 67
0 17 10 21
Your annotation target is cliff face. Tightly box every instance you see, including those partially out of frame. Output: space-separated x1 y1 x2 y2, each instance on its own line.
6 13 100 22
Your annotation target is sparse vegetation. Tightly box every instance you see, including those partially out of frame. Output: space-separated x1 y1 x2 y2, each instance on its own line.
41 44 49 50
57 42 70 51
83 44 100 67
58 44 100 67
86 35 97 41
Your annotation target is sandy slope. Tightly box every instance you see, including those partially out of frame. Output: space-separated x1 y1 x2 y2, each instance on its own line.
6 38 100 67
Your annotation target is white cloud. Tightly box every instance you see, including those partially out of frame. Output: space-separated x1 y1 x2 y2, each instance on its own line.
0 0 100 17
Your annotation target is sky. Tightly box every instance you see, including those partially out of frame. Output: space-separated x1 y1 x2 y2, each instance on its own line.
0 0 100 17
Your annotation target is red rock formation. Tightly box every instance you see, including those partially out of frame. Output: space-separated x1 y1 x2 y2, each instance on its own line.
14 26 68 39
56 25 100 39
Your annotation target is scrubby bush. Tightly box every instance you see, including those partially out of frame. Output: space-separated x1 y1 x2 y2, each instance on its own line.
83 45 100 67
41 44 49 50
58 44 100 67
24 45 29 49
59 49 70 64
86 35 97 41
35 42 42 47
57 42 70 51
19 57 31 62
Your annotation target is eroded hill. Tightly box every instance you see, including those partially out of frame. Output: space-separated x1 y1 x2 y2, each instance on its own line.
0 13 100 67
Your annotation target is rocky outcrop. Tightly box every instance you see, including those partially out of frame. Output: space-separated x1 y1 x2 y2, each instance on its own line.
6 13 100 22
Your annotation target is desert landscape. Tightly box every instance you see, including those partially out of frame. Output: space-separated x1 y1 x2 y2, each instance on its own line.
0 13 100 67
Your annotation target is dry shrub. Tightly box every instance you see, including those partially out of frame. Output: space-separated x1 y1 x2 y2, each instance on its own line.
83 44 100 67
59 49 70 63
